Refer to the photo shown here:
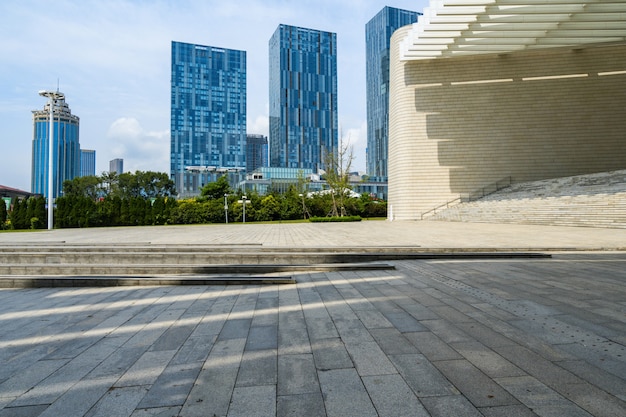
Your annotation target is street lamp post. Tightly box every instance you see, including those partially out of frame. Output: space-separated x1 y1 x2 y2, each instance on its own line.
242 195 247 223
224 193 229 224
39 90 64 230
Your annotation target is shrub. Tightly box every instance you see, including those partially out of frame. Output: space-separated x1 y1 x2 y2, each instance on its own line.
309 216 362 223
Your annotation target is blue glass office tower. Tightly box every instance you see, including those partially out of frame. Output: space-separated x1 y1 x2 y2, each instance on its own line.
80 149 96 177
269 24 338 172
31 93 80 198
171 41 247 196
366 7 420 180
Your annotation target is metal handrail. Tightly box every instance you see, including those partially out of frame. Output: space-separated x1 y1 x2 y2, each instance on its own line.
420 176 512 220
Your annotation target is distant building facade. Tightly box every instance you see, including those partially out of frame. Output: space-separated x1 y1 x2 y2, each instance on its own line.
171 41 247 197
365 6 420 180
109 158 123 174
31 92 80 198
80 149 96 177
269 24 338 173
246 134 268 173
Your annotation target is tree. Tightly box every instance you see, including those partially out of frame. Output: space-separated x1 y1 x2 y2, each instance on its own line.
199 175 231 201
62 176 102 200
9 198 28 229
259 195 281 221
0 197 7 229
323 133 354 217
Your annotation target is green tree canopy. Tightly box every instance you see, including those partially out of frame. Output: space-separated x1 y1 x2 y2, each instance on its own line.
199 175 231 200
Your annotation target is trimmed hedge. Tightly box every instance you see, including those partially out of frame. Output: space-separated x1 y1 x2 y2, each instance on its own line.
309 216 362 223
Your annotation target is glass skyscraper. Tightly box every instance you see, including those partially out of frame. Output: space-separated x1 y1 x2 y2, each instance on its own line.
246 134 268 173
366 6 420 180
31 92 80 198
80 149 96 177
170 41 247 196
269 24 338 173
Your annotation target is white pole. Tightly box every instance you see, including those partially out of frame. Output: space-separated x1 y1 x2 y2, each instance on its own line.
47 96 54 230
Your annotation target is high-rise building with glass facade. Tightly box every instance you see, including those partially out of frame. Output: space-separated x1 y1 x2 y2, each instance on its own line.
80 149 96 177
366 6 420 180
246 134 268 173
31 92 80 198
170 41 247 196
109 158 123 174
269 24 338 173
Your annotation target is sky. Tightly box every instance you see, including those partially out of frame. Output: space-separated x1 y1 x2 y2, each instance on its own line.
0 0 430 192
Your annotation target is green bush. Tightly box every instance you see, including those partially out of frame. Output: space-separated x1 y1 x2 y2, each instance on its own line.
309 216 362 223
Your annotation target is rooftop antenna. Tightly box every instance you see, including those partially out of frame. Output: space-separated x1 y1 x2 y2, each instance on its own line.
56 78 60 93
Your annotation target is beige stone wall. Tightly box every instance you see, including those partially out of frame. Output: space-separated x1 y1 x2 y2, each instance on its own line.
388 27 626 221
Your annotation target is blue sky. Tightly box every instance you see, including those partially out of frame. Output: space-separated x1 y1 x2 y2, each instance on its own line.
0 0 429 191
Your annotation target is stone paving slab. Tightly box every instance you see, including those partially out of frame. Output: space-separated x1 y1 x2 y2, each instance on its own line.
0 222 625 416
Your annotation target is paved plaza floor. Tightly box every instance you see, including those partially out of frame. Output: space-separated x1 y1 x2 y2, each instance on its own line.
0 221 624 416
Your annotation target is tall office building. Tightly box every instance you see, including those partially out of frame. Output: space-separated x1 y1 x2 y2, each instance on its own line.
246 134 268 173
31 92 80 198
170 41 247 196
80 149 96 177
269 24 338 172
109 158 123 174
366 6 420 180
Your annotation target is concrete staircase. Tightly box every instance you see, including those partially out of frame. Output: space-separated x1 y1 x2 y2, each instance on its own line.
0 243 550 287
428 170 626 228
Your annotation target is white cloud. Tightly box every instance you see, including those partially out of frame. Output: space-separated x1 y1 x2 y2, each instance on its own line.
106 117 169 174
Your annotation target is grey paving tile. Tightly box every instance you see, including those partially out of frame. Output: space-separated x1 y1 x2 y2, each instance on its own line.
303 315 339 341
114 349 176 388
85 385 149 417
311 338 353 371
170 333 217 365
420 395 484 417
326 312 374 344
495 376 594 416
421 319 473 344
362 374 430 417
479 405 538 417
87 346 147 380
430 305 475 323
557 360 626 401
494 345 585 391
450 340 525 378
150 323 196 352
246 325 278 351
277 392 326 417
558 380 626 417
218 318 251 340
434 359 519 407
0 359 68 399
370 327 419 355
318 368 377 417
389 354 459 397
130 406 181 417
404 331 463 361
277 354 318 396
0 404 49 417
344 341 397 376
455 319 518 348
36 376 117 417
228 385 276 417
180 338 245 417
236 349 277 387
136 362 201 408
354 309 393 329
278 320 311 355
10 337 124 407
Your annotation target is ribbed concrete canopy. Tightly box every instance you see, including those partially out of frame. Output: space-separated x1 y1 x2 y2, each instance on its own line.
399 0 626 60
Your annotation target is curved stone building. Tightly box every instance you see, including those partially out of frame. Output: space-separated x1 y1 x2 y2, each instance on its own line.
388 1 626 221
